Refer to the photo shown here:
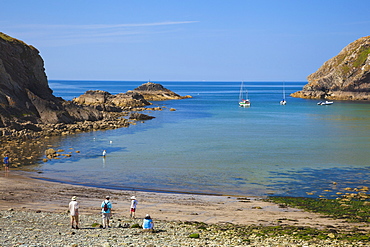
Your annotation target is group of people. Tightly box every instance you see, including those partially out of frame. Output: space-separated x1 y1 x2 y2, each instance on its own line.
68 195 154 231
4 152 155 231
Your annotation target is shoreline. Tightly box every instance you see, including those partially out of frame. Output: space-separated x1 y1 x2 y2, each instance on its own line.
29 175 246 198
1 171 366 229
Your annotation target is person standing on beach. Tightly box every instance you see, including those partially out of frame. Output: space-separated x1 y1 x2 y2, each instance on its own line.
102 150 107 157
101 196 112 228
130 196 138 218
68 196 79 229
3 153 10 172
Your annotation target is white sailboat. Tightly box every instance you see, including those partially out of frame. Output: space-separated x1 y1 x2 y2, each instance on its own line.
280 82 287 105
239 81 250 107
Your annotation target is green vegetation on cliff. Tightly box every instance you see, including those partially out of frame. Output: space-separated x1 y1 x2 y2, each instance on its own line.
291 36 370 100
354 46 370 68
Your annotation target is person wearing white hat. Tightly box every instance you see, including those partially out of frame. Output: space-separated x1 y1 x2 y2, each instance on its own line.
142 214 154 231
101 196 112 229
130 196 138 218
69 196 79 229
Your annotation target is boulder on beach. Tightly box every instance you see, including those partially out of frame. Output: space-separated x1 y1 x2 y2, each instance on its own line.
45 148 57 159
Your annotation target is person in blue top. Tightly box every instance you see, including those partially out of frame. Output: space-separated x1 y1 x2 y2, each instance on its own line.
142 214 154 231
101 196 112 229
3 153 10 172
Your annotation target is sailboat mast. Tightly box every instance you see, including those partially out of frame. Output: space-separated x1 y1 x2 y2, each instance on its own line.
239 81 243 101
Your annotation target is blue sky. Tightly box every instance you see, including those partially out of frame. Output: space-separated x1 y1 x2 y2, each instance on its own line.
1 0 369 82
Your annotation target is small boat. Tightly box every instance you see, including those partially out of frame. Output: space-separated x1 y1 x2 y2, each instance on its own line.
280 82 287 105
239 82 250 107
239 98 251 107
317 101 333 105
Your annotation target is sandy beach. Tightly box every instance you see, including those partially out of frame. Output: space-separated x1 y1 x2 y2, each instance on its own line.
2 171 370 246
0 171 364 229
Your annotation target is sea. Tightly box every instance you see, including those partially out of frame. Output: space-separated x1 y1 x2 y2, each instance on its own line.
26 80 370 198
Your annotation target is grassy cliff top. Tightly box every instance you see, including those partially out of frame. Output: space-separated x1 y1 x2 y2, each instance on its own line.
0 32 37 50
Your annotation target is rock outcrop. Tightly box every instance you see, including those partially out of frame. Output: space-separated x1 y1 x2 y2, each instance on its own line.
72 90 151 110
0 32 103 130
129 112 155 121
72 82 190 115
292 36 370 101
133 82 192 101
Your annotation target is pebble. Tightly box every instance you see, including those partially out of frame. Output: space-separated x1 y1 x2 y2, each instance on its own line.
0 210 366 246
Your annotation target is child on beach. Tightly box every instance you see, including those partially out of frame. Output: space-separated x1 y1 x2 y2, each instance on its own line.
68 196 79 229
3 153 10 172
130 196 138 218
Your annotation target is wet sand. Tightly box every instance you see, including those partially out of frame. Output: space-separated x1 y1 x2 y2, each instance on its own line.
1 171 366 232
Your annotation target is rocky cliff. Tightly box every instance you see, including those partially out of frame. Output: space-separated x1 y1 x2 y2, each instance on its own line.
0 32 103 130
291 36 370 100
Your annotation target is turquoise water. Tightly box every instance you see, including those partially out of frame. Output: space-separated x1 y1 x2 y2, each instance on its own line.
29 81 370 197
